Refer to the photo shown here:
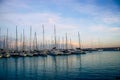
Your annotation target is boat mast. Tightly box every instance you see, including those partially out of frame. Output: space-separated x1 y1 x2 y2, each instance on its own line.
3 35 6 50
20 33 22 51
23 29 25 51
58 37 60 49
34 32 38 50
78 32 81 49
66 33 68 50
54 25 57 48
70 38 73 49
62 37 64 50
16 26 18 51
6 28 8 50
42 24 45 49
30 26 32 51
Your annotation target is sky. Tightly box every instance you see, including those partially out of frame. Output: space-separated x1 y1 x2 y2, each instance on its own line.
0 0 120 48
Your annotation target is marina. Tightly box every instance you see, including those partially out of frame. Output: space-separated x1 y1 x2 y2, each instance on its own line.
1 26 119 58
0 26 87 58
0 0 120 79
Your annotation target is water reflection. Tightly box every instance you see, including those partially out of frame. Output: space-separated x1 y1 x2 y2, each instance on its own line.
0 51 120 80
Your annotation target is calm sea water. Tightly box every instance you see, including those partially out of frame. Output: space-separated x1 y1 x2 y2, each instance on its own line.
0 51 120 80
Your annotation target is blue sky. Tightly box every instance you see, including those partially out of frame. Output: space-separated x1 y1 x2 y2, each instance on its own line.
0 0 120 48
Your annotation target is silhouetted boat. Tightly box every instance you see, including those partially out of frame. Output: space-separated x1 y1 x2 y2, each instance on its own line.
2 29 11 58
38 25 47 57
19 51 27 57
27 51 33 57
2 50 10 58
19 29 27 57
11 26 19 57
27 26 33 57
11 51 19 57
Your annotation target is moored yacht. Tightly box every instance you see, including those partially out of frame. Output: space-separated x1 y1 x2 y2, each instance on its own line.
26 51 33 57
39 50 47 56
2 50 10 58
71 48 86 54
19 50 27 57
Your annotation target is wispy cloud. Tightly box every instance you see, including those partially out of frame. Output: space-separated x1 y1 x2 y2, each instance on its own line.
90 25 120 33
102 16 120 23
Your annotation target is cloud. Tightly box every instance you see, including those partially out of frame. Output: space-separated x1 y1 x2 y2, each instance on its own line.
102 16 120 23
0 0 30 13
109 27 120 32
0 12 60 26
90 25 120 33
72 0 120 25
0 12 81 34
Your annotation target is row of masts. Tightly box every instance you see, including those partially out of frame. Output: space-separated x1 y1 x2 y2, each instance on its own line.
0 25 85 58
0 26 81 51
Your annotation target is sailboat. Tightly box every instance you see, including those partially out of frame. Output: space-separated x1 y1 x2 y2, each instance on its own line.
20 29 27 57
39 25 47 56
11 26 19 57
49 25 63 56
71 32 86 54
2 28 10 58
27 26 33 57
61 33 71 55
32 32 40 56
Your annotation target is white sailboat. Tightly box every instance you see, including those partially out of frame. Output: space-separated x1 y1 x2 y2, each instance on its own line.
39 24 47 56
32 32 39 56
20 29 27 57
2 29 10 58
49 25 64 56
71 32 86 54
62 33 71 55
27 26 33 57
12 26 19 57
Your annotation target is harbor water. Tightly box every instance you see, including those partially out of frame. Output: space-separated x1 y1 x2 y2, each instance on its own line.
0 51 120 80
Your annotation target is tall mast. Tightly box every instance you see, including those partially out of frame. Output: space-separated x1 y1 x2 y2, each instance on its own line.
20 33 22 51
62 37 64 49
78 32 81 49
58 37 60 49
16 26 18 51
66 33 68 50
30 26 32 51
23 29 25 51
54 25 57 47
6 28 8 50
3 35 6 50
70 38 73 49
42 24 45 49
34 32 38 50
